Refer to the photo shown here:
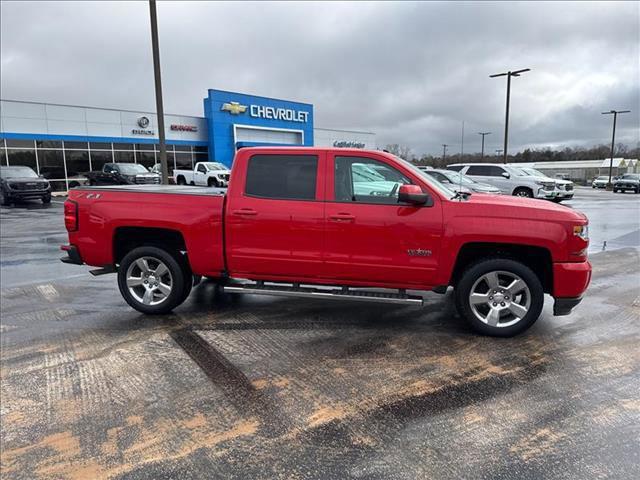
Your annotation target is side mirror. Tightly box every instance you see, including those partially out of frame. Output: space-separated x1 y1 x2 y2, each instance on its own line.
398 184 431 206
501 172 510 178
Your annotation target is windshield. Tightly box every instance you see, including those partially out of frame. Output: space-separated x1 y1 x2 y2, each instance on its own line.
0 166 39 179
621 174 640 179
438 170 476 186
204 162 228 171
596 176 609 180
392 156 457 197
118 164 150 175
521 167 547 177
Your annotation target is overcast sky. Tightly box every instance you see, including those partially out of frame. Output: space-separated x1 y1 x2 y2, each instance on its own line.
1 1 638 156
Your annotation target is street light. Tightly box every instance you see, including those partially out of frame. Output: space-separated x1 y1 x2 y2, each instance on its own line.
442 144 449 162
602 110 631 187
490 68 531 164
478 132 491 159
149 0 168 185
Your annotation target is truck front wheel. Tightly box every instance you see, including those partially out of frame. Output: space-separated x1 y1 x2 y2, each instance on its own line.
117 246 187 314
454 258 544 337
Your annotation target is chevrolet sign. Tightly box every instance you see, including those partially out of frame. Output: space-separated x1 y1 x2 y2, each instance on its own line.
250 105 309 123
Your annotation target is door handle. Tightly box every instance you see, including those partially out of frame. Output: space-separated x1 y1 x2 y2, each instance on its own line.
329 213 355 222
232 209 257 216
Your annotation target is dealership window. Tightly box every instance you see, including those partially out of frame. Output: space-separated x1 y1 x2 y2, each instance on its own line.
65 150 91 177
194 153 209 165
36 140 63 149
137 152 155 169
193 146 208 154
1 141 7 165
135 143 155 151
466 165 505 177
5 139 35 148
113 143 133 151
90 150 113 172
245 154 318 200
7 149 37 172
89 142 112 151
114 151 134 163
335 156 411 205
37 150 65 179
174 145 191 152
175 152 192 171
64 141 88 150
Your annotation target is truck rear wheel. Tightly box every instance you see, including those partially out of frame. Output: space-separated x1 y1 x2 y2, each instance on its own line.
176 176 186 185
454 258 543 337
513 187 533 198
117 246 187 314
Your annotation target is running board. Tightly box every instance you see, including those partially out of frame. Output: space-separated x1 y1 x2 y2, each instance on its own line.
222 283 424 305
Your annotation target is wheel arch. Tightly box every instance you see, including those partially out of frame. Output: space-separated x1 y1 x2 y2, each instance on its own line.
450 242 553 293
113 226 188 266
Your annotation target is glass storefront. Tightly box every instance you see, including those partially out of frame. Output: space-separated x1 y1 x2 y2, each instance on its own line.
0 139 206 192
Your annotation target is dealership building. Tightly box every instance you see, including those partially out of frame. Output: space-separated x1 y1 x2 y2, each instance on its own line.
0 89 376 191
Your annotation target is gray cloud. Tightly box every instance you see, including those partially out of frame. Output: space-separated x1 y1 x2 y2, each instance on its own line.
1 1 638 155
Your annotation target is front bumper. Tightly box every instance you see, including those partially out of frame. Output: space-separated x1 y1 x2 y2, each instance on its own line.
552 260 592 315
535 188 556 199
555 191 574 200
5 189 51 199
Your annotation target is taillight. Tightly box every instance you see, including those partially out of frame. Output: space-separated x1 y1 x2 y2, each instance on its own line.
64 200 78 232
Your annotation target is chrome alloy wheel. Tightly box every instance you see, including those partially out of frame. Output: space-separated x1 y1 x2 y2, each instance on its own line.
468 270 531 328
125 257 173 306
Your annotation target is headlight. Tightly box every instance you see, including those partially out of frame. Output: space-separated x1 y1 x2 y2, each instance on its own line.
573 225 589 241
535 181 555 189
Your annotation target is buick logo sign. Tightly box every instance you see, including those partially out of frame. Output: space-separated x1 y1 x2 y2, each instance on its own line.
138 116 150 128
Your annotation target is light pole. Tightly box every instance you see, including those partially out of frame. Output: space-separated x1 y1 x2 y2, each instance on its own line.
442 144 449 163
490 68 530 164
602 109 631 188
495 149 503 157
478 132 491 159
149 0 168 185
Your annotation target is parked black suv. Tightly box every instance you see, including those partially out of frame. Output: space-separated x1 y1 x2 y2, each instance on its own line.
85 163 160 186
613 173 640 194
0 166 52 205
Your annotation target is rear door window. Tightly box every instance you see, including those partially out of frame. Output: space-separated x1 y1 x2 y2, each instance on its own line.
466 165 505 177
245 155 318 200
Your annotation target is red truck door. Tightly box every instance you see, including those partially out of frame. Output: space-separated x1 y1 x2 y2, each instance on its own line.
225 152 327 279
324 153 443 287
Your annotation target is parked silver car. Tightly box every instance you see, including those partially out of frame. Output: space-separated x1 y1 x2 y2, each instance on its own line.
422 169 502 194
446 163 556 199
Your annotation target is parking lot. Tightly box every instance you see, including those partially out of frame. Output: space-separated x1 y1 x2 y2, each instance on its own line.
1 187 639 479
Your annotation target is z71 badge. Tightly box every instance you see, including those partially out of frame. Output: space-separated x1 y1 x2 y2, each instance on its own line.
407 249 432 257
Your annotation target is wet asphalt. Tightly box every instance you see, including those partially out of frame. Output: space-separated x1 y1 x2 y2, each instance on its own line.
0 187 639 479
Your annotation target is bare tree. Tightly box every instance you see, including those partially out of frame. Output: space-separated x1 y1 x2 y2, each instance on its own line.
384 143 412 160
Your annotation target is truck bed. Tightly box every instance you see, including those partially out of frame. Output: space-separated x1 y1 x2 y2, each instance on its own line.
74 185 226 196
67 185 226 276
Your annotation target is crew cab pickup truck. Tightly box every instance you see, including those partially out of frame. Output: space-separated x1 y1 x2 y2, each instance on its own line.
61 147 592 337
86 163 161 186
174 162 231 187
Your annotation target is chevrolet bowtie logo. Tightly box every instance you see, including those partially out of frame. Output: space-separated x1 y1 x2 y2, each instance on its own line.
221 101 248 115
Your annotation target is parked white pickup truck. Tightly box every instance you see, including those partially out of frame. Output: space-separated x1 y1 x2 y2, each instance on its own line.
173 162 231 187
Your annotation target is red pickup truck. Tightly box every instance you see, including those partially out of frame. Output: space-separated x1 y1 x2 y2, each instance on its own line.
61 147 591 336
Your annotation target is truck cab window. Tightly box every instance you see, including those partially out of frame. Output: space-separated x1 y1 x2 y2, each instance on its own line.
335 156 411 204
197 164 207 173
245 154 318 200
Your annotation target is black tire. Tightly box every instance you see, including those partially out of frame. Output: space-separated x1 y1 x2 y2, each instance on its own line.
454 258 544 337
513 187 534 198
117 246 187 314
176 255 193 305
176 176 186 186
613 189 618 193
42 195 51 204
207 177 219 188
0 191 11 206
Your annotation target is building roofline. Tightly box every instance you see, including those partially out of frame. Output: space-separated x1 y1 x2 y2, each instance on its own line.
207 89 314 108
0 98 204 119
314 126 376 135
